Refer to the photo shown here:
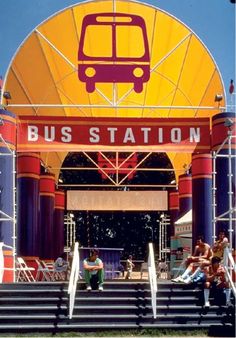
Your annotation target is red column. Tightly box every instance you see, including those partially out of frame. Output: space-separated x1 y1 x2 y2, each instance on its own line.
169 191 179 237
178 174 192 217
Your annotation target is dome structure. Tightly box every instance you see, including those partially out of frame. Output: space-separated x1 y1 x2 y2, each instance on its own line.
1 0 225 182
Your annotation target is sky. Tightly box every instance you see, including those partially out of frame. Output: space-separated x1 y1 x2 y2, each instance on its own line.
0 0 235 104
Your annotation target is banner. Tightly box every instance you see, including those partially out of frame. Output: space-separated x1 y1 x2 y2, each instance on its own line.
67 190 167 211
17 116 210 152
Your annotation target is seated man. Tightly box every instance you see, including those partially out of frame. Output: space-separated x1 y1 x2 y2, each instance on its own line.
179 231 229 284
172 235 212 283
203 256 231 307
212 230 229 259
83 249 104 291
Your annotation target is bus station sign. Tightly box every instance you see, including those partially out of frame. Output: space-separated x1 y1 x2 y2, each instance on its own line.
17 116 210 153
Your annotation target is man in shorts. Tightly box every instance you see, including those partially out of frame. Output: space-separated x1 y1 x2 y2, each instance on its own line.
172 235 212 283
203 256 231 307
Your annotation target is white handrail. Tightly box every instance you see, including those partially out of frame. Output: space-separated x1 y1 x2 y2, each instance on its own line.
148 242 157 319
223 246 236 297
68 242 80 319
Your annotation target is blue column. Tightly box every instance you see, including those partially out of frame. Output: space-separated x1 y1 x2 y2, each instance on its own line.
192 153 212 246
39 174 55 260
17 153 40 257
54 190 65 259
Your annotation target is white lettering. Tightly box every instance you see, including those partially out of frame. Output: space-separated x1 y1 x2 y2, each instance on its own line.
45 126 55 142
61 127 72 142
141 127 151 143
158 128 163 143
171 128 181 143
107 128 118 143
123 128 135 143
89 127 100 143
190 127 200 143
28 126 38 141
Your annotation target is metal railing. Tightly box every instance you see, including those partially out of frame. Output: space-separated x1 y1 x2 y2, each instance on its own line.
148 242 157 319
223 246 236 297
68 242 80 319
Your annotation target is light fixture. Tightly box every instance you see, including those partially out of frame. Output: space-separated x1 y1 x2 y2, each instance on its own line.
58 178 63 183
69 213 74 218
3 91 11 100
214 94 223 102
224 118 234 129
3 91 11 106
170 179 176 184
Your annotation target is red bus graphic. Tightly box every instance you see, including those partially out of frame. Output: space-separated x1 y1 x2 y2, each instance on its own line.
78 13 150 93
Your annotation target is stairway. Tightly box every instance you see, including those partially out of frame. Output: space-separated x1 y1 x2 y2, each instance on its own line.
141 280 235 329
0 280 234 334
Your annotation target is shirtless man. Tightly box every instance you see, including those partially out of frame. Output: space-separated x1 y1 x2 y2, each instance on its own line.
212 231 229 259
172 235 212 283
203 256 231 307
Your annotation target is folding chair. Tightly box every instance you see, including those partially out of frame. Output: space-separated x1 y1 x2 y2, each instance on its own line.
16 257 35 282
35 259 54 281
140 262 148 279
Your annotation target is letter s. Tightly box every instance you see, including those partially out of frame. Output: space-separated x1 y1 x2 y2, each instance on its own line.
89 127 100 143
61 127 72 142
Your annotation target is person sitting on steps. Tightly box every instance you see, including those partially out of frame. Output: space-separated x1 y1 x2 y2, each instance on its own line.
175 231 229 284
172 235 212 283
203 256 232 308
83 249 104 291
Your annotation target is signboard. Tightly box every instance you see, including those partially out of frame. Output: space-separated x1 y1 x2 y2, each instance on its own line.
67 190 167 211
17 116 210 152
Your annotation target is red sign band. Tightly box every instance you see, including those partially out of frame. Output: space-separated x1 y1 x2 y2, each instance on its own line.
17 116 210 153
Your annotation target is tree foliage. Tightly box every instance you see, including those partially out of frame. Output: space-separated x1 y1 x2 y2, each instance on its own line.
61 152 174 259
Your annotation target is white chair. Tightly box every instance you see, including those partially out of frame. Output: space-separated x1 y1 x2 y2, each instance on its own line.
35 259 54 281
140 262 148 279
16 257 35 282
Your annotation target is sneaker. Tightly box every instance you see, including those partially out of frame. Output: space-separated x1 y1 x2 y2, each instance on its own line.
183 277 192 284
86 285 92 291
172 276 182 283
204 301 210 308
98 285 103 292
172 276 185 283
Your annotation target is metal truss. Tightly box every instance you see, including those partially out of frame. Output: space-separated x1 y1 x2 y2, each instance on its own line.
212 131 236 251
57 151 179 189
